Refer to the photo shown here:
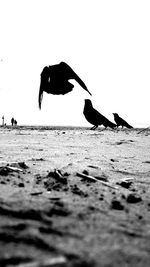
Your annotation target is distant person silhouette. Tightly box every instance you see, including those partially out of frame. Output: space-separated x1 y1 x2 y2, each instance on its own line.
83 99 116 130
14 119 17 126
11 117 14 126
2 115 4 126
38 61 92 109
113 113 133 128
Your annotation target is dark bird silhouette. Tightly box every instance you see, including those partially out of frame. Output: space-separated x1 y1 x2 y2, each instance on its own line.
113 113 133 128
38 62 92 109
83 99 116 130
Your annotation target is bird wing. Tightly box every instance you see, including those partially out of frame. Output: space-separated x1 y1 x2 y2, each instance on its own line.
38 66 51 109
38 62 92 109
93 109 116 128
119 117 129 126
59 62 92 96
91 108 107 125
118 116 132 128
38 86 43 110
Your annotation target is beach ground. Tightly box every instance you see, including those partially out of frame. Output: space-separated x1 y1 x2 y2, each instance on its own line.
0 126 150 267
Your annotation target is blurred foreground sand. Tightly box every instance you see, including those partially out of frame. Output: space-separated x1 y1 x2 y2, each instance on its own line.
0 126 150 266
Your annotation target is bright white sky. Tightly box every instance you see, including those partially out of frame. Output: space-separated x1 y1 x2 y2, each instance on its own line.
0 0 150 127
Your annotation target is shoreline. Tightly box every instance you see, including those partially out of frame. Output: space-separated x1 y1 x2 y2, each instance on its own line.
0 124 148 131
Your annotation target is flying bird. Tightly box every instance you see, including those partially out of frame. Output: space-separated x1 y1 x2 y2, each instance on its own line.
38 61 92 109
113 113 133 128
83 99 116 130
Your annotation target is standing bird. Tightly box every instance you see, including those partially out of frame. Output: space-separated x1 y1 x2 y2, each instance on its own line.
83 99 116 130
113 113 133 128
38 61 92 109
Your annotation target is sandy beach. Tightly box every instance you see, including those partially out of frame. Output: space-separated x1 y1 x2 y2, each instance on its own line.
0 125 150 266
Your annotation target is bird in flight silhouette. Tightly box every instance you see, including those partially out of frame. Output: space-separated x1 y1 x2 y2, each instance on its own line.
83 99 116 130
113 113 133 128
38 62 92 109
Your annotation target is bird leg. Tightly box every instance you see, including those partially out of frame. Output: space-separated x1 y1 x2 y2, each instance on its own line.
98 127 105 131
90 125 97 130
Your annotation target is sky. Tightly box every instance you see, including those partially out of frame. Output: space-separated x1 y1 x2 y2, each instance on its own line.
0 0 150 127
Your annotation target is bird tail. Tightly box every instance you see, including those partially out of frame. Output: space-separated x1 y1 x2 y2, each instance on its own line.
109 122 117 129
103 120 116 129
126 124 133 129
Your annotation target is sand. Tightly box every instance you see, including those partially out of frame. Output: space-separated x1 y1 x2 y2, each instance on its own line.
0 125 150 267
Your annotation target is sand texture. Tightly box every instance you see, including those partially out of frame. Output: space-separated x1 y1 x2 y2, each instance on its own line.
0 126 150 267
